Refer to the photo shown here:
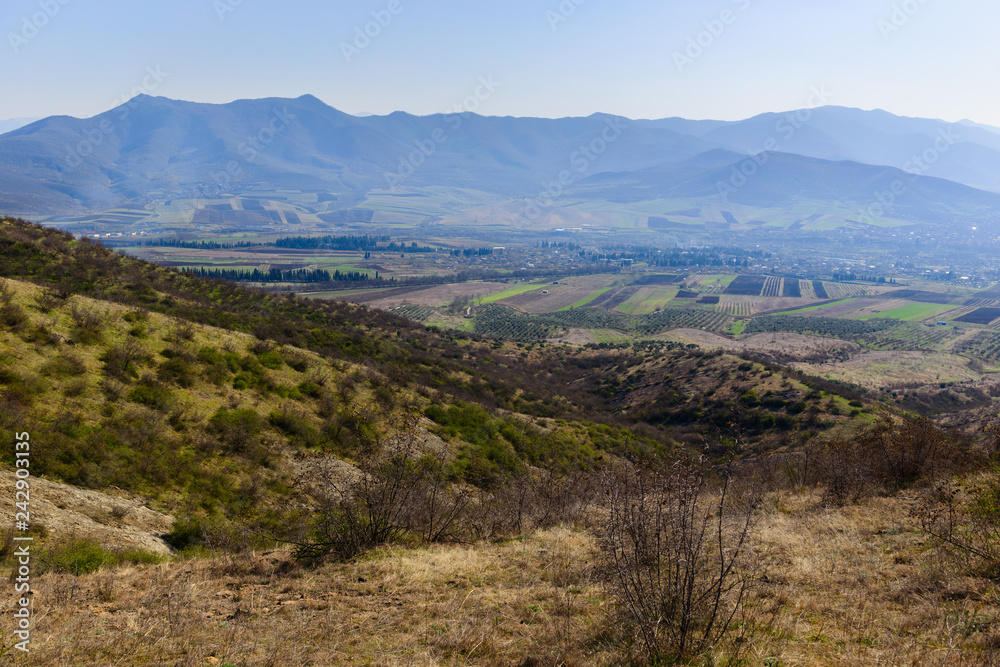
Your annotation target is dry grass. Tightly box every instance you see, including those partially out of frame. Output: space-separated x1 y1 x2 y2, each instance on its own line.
1 527 617 666
5 491 1000 665
747 488 1000 666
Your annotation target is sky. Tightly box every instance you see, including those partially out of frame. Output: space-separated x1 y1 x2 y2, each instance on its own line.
2 0 999 125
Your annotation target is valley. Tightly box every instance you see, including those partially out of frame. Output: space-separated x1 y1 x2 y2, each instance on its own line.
6 102 1000 666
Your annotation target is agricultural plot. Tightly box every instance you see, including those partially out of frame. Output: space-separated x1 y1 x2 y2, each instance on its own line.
745 315 898 339
955 331 1000 363
954 307 1000 325
861 322 962 351
631 274 684 285
792 350 981 390
389 305 435 322
778 299 858 316
472 305 734 342
588 329 635 344
724 275 767 296
597 285 642 311
781 280 802 298
761 276 782 297
473 305 560 342
616 287 679 315
835 283 875 298
691 274 737 294
875 289 959 305
561 288 614 310
480 282 551 304
857 302 958 322
718 297 754 317
812 281 829 299
502 279 620 314
744 315 961 352
615 287 657 315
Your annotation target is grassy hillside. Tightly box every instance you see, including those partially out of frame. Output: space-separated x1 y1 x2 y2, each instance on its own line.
3 217 1000 665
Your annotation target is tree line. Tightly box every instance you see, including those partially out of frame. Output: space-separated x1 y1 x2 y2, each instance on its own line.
184 267 376 283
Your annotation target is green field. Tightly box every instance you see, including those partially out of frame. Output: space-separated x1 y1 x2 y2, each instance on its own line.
616 288 652 315
617 287 682 315
857 303 956 322
778 298 856 315
631 287 680 315
480 282 551 304
588 329 634 344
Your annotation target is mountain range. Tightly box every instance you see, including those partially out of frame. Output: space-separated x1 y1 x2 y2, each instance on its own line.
2 95 1000 228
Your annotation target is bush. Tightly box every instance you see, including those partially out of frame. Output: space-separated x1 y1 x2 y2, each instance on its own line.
36 539 162 574
41 352 87 378
157 357 196 387
70 305 104 344
291 412 471 562
817 417 959 503
598 460 761 662
0 302 28 330
209 408 263 454
128 379 174 412
268 407 320 448
257 350 284 369
102 339 150 381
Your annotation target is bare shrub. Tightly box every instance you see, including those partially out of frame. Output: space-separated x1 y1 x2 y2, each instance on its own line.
70 304 105 344
290 411 472 561
916 467 1000 573
34 288 66 313
102 338 150 381
598 460 762 662
818 417 962 504
109 505 132 521
466 469 597 541
171 320 196 341
249 337 274 355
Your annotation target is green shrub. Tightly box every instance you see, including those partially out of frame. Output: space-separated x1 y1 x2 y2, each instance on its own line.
209 408 263 453
157 357 196 387
41 352 87 378
297 380 322 398
274 385 302 400
257 350 284 369
128 380 174 412
197 346 224 365
0 302 28 330
268 408 320 448
35 539 161 574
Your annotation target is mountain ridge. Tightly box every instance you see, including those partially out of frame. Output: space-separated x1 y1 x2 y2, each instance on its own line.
4 96 1000 228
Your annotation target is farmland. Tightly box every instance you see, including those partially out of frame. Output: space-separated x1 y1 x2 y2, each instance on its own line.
472 305 733 343
615 286 679 314
955 307 1000 325
857 302 958 322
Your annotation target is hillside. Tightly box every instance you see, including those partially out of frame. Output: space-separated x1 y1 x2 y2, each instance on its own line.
3 217 1000 665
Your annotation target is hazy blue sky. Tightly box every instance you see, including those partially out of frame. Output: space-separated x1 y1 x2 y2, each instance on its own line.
3 0 998 124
